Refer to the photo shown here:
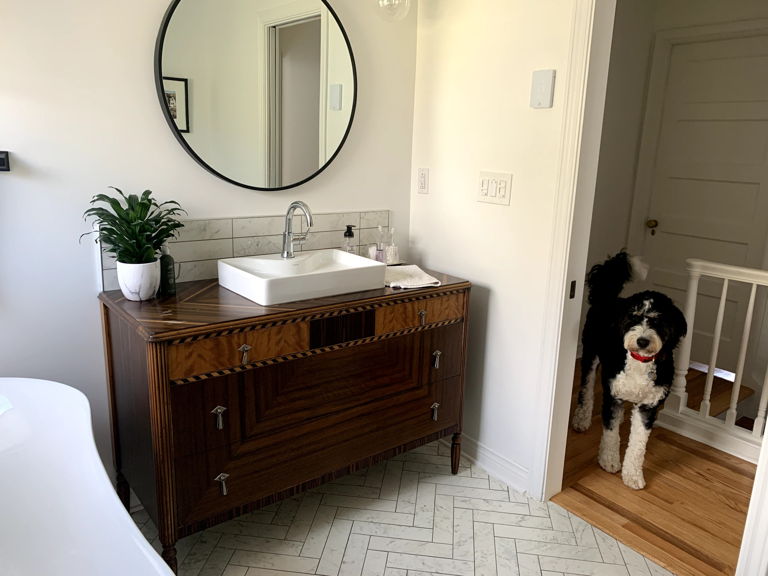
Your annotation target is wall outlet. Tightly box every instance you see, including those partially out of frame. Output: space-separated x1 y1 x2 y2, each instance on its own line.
478 171 512 205
417 167 429 194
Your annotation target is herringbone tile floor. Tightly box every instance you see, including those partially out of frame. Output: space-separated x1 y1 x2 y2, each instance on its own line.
133 441 675 576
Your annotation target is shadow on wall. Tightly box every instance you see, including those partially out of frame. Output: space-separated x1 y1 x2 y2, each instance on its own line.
462 284 490 441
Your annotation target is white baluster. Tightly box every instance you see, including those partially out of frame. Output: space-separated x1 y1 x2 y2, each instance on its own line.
726 283 757 426
670 269 700 412
700 278 729 417
754 366 768 439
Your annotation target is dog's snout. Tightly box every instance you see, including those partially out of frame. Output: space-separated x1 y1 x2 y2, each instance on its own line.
637 337 650 349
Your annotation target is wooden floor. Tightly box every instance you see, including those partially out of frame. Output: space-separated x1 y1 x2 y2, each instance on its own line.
552 365 757 576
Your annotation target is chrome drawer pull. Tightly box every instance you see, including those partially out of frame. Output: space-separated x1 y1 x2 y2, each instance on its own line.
211 405 227 430
430 402 440 421
432 350 442 369
238 344 252 364
418 309 427 326
214 472 230 496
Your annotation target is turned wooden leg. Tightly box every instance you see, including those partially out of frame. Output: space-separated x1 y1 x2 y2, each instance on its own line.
162 545 178 574
116 472 130 511
451 432 462 474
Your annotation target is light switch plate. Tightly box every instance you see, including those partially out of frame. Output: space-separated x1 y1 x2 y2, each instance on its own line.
417 167 429 194
530 69 556 109
478 171 512 205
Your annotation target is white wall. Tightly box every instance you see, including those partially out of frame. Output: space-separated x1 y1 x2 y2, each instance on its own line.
0 0 417 468
409 0 583 495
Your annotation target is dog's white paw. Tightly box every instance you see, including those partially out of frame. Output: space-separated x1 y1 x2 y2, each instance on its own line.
572 406 592 432
598 452 621 474
598 435 621 473
622 466 646 490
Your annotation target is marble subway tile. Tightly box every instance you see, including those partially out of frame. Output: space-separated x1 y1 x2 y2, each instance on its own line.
515 541 603 563
527 499 550 518
369 536 452 558
569 514 599 549
222 566 248 576
413 481 436 528
227 551 319 573
216 534 303 556
419 474 489 490
103 268 119 291
308 212 361 233
452 507 474 561
364 462 387 488
547 503 573 534
493 537 519 576
474 522 498 576
233 236 283 257
286 493 323 542
234 216 298 238
493 526 576 546
176 219 233 242
300 505 338 558
536 556 629 576
177 259 218 283
322 494 398 513
335 508 415 526
360 211 390 228
243 569 318 576
339 534 370 576
178 531 223 576
198 547 235 576
516 554 542 576
379 460 404 501
351 521 433 542
473 510 552 530
317 518 354 576
453 497 529 516
385 552 474 576
170 238 233 262
435 484 510 501
312 484 382 499
206 520 289 540
396 471 419 514
274 497 302 526
384 569 407 576
362 550 387 576
300 230 346 251
593 528 623 565
618 542 653 576
239 510 277 524
432 494 454 544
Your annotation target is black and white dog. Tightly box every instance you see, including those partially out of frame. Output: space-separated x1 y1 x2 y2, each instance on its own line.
572 251 687 490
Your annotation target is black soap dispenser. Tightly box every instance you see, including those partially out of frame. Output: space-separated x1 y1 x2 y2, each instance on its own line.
342 225 356 253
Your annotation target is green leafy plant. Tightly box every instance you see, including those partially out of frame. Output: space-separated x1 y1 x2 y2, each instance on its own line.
82 187 186 264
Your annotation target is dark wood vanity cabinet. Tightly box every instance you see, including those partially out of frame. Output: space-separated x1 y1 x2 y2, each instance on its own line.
99 274 470 572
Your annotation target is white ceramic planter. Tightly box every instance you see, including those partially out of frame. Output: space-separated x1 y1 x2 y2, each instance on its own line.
116 260 161 301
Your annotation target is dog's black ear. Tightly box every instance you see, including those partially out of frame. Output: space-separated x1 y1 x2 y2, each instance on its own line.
666 302 688 351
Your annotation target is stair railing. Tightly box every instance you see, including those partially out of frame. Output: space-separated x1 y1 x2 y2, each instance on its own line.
658 258 768 463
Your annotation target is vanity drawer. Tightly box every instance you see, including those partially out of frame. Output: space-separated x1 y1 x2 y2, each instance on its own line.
174 375 461 526
167 321 309 380
422 323 465 383
375 292 465 335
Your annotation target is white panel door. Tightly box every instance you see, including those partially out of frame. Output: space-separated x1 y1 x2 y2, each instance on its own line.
633 31 768 371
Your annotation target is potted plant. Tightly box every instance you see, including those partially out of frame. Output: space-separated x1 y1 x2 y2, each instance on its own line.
82 187 186 301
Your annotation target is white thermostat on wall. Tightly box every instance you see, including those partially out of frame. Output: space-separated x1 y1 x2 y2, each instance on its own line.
530 69 556 109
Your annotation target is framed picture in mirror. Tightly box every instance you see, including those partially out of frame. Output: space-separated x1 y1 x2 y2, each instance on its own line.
162 77 189 132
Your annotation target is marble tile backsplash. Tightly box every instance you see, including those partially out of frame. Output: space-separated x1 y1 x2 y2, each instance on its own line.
100 210 391 291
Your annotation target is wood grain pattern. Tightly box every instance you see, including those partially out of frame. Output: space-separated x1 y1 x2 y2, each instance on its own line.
167 320 309 380
552 363 756 576
375 292 465 335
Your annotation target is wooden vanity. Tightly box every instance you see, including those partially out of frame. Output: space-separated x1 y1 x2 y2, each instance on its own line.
99 273 470 572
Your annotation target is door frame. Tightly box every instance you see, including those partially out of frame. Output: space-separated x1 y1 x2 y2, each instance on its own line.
627 19 768 254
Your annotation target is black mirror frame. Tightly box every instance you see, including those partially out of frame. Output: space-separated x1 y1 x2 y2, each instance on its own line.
154 0 358 191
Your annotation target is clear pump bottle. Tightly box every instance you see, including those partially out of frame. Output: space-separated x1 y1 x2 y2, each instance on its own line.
342 225 356 253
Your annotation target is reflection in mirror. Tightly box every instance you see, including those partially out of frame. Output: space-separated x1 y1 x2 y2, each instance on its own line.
156 0 357 190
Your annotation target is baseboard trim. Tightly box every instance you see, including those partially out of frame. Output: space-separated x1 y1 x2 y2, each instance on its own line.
452 434 531 496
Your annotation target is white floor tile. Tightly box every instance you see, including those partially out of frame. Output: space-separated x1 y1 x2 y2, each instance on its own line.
494 537 519 576
414 480 436 528
433 494 454 544
300 505 337 558
317 519 354 576
452 507 474 561
474 522 498 576
228 551 318 573
351 521 433 542
369 536 453 558
386 552 474 576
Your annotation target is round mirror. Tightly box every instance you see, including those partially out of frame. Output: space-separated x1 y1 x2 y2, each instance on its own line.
155 0 357 191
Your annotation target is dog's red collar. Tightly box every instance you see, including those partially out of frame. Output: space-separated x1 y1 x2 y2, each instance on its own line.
630 351 656 363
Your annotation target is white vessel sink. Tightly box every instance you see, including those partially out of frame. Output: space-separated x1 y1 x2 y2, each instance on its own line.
218 249 387 305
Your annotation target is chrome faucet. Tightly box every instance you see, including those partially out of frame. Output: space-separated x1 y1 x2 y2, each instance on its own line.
281 200 314 258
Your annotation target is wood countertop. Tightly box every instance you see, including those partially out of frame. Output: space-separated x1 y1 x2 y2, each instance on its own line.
99 272 471 342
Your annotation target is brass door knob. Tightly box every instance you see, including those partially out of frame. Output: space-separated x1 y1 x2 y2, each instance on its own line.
646 219 659 235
